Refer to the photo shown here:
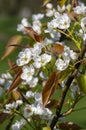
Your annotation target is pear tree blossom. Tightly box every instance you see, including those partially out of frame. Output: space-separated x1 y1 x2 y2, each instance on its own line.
0 0 86 130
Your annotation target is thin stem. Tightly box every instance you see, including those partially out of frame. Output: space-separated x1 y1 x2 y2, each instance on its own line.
55 28 70 38
67 29 80 50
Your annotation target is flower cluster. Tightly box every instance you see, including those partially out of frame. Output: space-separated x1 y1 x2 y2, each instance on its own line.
1 0 86 130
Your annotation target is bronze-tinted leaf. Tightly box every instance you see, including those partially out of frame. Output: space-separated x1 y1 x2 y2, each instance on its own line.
8 70 22 92
67 12 78 21
8 59 20 75
43 0 51 6
42 72 60 107
51 43 64 54
72 0 78 7
1 35 22 60
58 122 81 130
45 99 59 109
24 26 43 42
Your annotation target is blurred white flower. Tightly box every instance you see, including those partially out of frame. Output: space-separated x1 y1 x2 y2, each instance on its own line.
21 65 35 82
16 48 32 66
17 18 31 33
57 5 65 12
28 77 38 88
31 42 43 57
55 13 71 29
34 92 42 102
33 54 52 68
55 58 69 71
73 5 86 14
32 13 44 21
26 91 34 98
47 12 71 30
46 9 56 17
81 17 86 33
16 100 23 106
1 72 12 79
12 119 26 130
46 3 53 9
32 20 42 34
0 78 5 85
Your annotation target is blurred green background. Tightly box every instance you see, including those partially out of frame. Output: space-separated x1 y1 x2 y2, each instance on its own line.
0 0 86 129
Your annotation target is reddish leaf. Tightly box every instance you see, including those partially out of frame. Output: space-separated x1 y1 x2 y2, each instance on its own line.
8 60 20 74
58 122 81 130
67 12 78 21
72 0 78 7
1 35 22 60
42 72 60 107
8 70 22 92
45 99 59 109
51 43 64 54
24 26 43 42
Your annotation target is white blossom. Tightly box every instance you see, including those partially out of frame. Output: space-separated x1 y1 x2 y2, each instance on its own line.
26 91 34 98
12 119 26 130
16 100 23 106
31 42 43 57
57 5 65 12
21 65 35 82
54 13 71 29
47 12 71 30
32 20 42 34
0 78 5 85
33 54 52 68
1 72 12 79
55 58 69 71
46 3 53 9
28 77 38 88
81 17 86 33
73 4 86 14
32 13 44 21
46 9 56 17
16 48 32 66
17 18 30 33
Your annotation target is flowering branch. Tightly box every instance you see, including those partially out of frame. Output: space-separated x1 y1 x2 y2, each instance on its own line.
50 44 86 129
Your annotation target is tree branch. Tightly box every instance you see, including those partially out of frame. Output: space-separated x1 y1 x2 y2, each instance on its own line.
50 44 86 129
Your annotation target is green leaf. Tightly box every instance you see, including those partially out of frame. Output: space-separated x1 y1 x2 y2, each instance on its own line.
77 74 86 94
57 0 67 7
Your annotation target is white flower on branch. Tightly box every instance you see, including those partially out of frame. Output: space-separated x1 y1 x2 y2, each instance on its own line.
16 48 32 66
33 54 52 68
81 17 86 33
12 119 26 130
17 18 31 33
21 65 35 82
73 4 86 14
47 12 71 30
